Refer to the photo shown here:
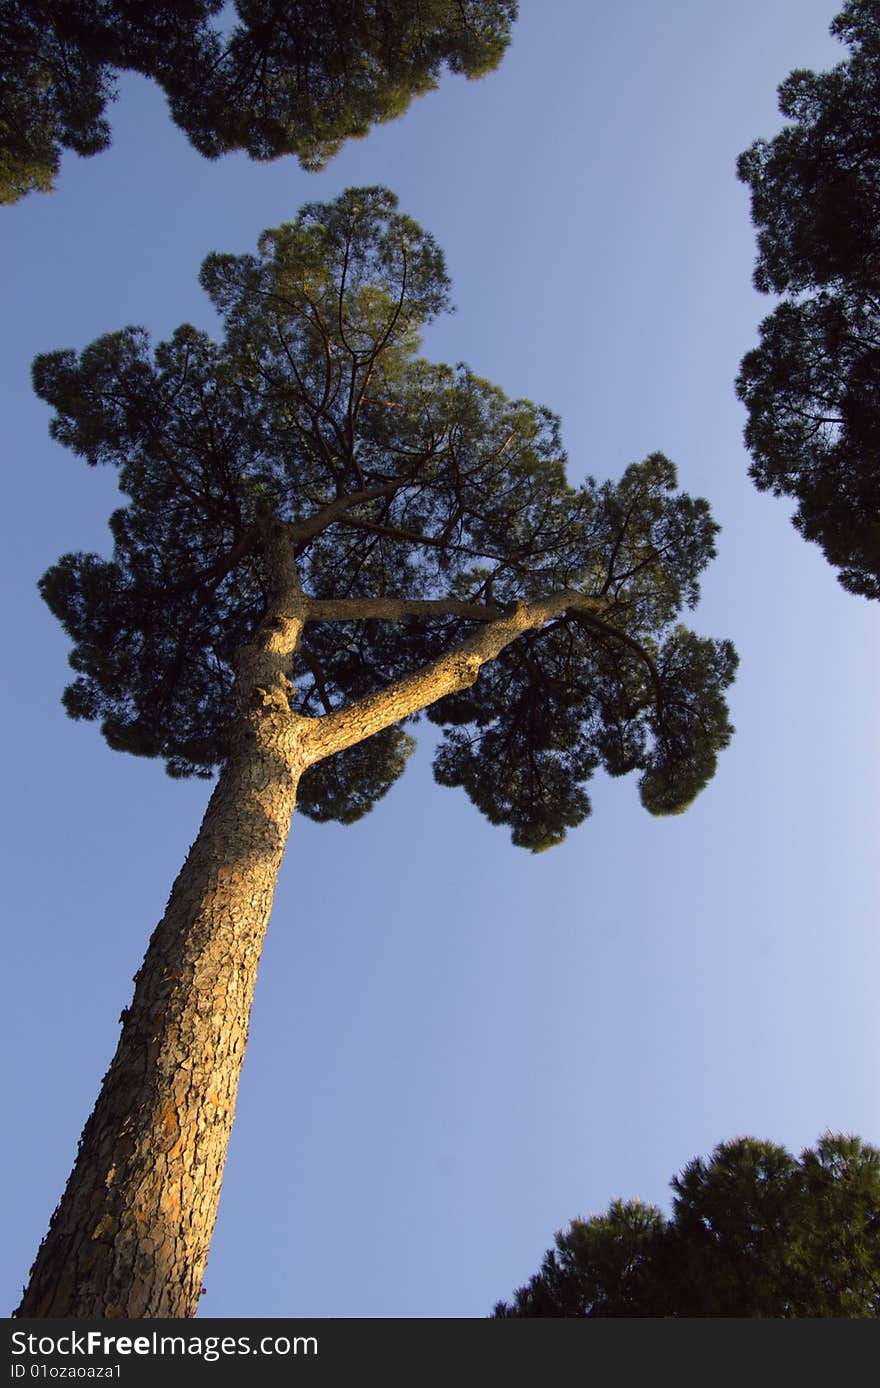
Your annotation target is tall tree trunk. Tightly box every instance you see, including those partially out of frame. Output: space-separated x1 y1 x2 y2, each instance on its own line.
16 520 308 1319
17 739 302 1318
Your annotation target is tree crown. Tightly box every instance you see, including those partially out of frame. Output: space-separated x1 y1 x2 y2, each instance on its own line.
494 1133 880 1316
737 0 880 297
1 0 517 204
37 187 736 850
736 0 880 599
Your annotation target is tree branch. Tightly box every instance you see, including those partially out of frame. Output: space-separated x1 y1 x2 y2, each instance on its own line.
338 512 490 560
304 596 506 623
161 525 260 598
302 590 607 763
287 477 406 548
563 608 666 714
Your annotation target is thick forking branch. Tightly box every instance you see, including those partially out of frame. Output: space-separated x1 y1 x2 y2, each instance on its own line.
299 589 611 765
297 597 665 719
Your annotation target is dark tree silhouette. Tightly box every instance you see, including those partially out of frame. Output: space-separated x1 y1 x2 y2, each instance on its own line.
494 1134 880 1317
736 0 880 598
0 0 517 204
16 188 735 1317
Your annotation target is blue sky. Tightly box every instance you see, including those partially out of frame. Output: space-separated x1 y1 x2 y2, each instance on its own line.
2 1 877 1318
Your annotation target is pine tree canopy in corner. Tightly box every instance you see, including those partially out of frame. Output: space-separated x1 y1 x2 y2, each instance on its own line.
736 0 880 598
494 1134 880 1317
0 0 517 204
18 187 736 1317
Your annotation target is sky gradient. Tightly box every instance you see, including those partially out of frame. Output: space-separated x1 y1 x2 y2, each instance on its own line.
2 0 878 1317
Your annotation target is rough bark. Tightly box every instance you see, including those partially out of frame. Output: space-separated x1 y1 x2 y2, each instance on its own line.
15 521 309 1319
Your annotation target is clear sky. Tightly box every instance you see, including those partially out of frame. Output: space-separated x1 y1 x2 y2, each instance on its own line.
2 0 877 1319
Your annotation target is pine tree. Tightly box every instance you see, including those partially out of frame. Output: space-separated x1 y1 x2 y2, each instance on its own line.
736 0 880 598
16 187 736 1316
494 1134 880 1317
0 0 517 204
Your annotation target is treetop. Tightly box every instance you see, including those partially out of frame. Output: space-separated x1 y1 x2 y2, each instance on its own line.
737 0 880 297
37 187 736 849
495 1133 880 1317
1 1 518 204
735 0 880 598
